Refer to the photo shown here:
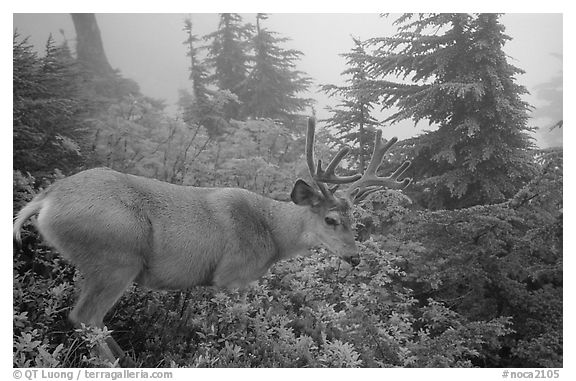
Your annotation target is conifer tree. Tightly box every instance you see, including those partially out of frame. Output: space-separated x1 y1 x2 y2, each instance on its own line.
204 13 252 119
181 18 232 138
322 37 379 172
13 33 85 175
240 13 312 120
367 13 535 209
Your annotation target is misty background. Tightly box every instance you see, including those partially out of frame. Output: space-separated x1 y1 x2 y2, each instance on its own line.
13 13 562 148
11 12 566 369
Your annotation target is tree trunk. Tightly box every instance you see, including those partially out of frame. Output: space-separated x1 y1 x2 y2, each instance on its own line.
70 14 114 76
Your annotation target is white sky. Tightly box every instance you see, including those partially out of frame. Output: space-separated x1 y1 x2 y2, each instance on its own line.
12 12 563 147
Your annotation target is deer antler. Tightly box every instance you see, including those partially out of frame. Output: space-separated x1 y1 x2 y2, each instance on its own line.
305 117 411 203
306 118 360 199
345 130 412 202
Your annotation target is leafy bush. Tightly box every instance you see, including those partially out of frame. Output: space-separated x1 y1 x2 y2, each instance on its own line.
13 17 561 369
13 151 561 367
376 149 563 367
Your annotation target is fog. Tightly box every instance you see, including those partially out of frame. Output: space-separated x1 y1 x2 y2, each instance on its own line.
13 13 563 147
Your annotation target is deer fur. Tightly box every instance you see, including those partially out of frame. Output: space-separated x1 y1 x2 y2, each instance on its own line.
13 167 358 331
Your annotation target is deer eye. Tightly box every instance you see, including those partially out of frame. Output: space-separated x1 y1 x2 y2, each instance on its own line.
325 216 339 226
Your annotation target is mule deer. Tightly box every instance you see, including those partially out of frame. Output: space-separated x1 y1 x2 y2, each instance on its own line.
13 117 411 365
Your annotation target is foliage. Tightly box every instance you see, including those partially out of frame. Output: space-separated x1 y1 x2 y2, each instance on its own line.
239 14 313 120
199 119 305 195
365 14 536 209
17 165 554 367
376 147 562 367
86 94 209 183
13 174 89 367
321 37 380 172
13 215 515 367
181 18 234 139
203 13 253 120
201 14 313 122
13 33 86 177
13 14 562 369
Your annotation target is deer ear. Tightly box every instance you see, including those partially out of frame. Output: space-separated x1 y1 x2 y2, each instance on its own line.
291 179 322 207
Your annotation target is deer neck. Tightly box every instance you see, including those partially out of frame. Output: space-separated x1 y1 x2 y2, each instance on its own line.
267 200 316 261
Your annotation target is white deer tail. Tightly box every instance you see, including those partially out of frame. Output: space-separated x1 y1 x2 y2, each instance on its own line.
13 196 45 245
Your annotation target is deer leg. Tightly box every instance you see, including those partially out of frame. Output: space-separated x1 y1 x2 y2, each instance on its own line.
238 288 249 332
105 336 136 367
70 262 140 366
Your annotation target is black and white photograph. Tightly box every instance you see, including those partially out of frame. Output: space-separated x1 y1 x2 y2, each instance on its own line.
11 8 564 375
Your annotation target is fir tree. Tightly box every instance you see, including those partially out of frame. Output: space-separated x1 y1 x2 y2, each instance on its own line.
367 13 536 209
240 13 313 120
204 13 252 119
181 18 232 138
13 33 85 176
321 37 380 172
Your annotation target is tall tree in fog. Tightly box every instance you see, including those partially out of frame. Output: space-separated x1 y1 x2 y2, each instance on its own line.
70 13 114 76
322 37 379 172
181 18 231 138
204 13 252 120
240 13 312 120
70 13 140 101
13 33 86 175
367 13 535 209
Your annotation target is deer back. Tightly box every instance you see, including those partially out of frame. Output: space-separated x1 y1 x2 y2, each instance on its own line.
19 168 324 290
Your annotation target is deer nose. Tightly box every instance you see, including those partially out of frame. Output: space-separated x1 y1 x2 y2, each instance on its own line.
342 254 361 267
